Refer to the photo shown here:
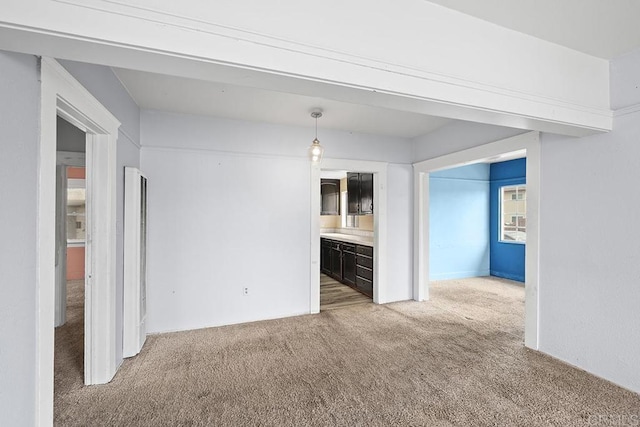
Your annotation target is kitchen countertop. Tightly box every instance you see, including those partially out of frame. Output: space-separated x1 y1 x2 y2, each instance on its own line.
320 233 374 247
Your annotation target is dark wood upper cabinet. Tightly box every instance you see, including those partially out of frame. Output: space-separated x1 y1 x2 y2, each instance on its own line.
320 179 340 215
359 173 373 215
347 173 360 215
347 172 373 215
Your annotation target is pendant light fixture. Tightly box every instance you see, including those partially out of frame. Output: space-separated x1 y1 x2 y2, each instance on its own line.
308 110 324 163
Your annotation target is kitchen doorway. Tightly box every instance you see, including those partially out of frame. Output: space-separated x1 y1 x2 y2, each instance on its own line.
310 158 389 314
319 170 373 311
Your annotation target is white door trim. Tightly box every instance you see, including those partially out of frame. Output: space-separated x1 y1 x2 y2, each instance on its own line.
310 158 388 313
412 131 540 350
37 57 120 426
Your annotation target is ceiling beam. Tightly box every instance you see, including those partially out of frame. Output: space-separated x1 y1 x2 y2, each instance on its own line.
0 0 612 136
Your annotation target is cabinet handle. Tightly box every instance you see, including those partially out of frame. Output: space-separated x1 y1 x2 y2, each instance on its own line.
370 203 373 211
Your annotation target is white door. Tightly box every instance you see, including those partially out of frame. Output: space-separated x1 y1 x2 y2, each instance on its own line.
123 167 148 357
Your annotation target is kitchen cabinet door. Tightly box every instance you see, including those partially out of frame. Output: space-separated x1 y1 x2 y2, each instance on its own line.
330 242 342 280
359 173 373 215
321 239 332 274
346 172 374 215
347 172 360 215
355 244 374 297
320 179 340 215
342 244 356 286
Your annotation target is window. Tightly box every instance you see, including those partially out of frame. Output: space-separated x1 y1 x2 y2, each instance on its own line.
500 185 526 243
67 178 86 245
341 191 359 228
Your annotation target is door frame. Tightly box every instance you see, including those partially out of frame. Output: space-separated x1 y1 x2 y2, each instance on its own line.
310 158 388 312
37 58 120 425
412 131 540 349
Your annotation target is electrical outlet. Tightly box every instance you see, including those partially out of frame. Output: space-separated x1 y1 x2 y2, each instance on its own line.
243 287 249 296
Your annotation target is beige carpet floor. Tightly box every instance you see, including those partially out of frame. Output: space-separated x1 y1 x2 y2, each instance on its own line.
54 279 84 397
54 277 640 426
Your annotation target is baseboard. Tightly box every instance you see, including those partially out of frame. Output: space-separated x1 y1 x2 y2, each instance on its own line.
490 270 524 282
430 270 490 281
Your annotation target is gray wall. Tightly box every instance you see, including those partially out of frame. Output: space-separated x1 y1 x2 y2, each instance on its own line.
610 47 640 110
57 116 86 152
0 50 40 426
59 60 141 365
535 48 640 393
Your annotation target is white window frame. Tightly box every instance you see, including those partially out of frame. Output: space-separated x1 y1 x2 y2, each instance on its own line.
66 177 86 247
500 184 526 244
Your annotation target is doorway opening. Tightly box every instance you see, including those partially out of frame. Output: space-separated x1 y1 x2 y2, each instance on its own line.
309 158 388 314
413 131 540 349
427 155 527 341
54 116 88 398
319 170 374 311
37 58 120 424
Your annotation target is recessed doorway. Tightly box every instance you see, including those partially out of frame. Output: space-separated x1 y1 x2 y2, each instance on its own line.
55 115 88 401
413 131 540 349
319 170 374 311
310 158 388 314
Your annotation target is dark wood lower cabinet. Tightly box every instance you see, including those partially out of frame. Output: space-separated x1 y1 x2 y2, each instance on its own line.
330 242 342 280
320 239 331 274
356 276 373 297
342 244 356 286
320 238 373 298
355 245 373 298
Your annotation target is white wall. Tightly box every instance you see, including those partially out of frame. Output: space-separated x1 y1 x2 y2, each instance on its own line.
0 50 39 426
60 60 141 364
141 111 414 332
386 164 414 302
141 110 413 164
142 148 311 332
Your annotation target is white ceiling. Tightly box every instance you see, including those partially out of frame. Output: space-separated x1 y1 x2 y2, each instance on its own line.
114 2 640 138
114 68 450 139
427 0 640 59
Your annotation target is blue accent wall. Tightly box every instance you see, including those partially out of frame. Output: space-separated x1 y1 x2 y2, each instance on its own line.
429 164 490 280
489 158 526 282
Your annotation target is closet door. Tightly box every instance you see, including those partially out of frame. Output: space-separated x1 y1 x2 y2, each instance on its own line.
123 167 148 358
